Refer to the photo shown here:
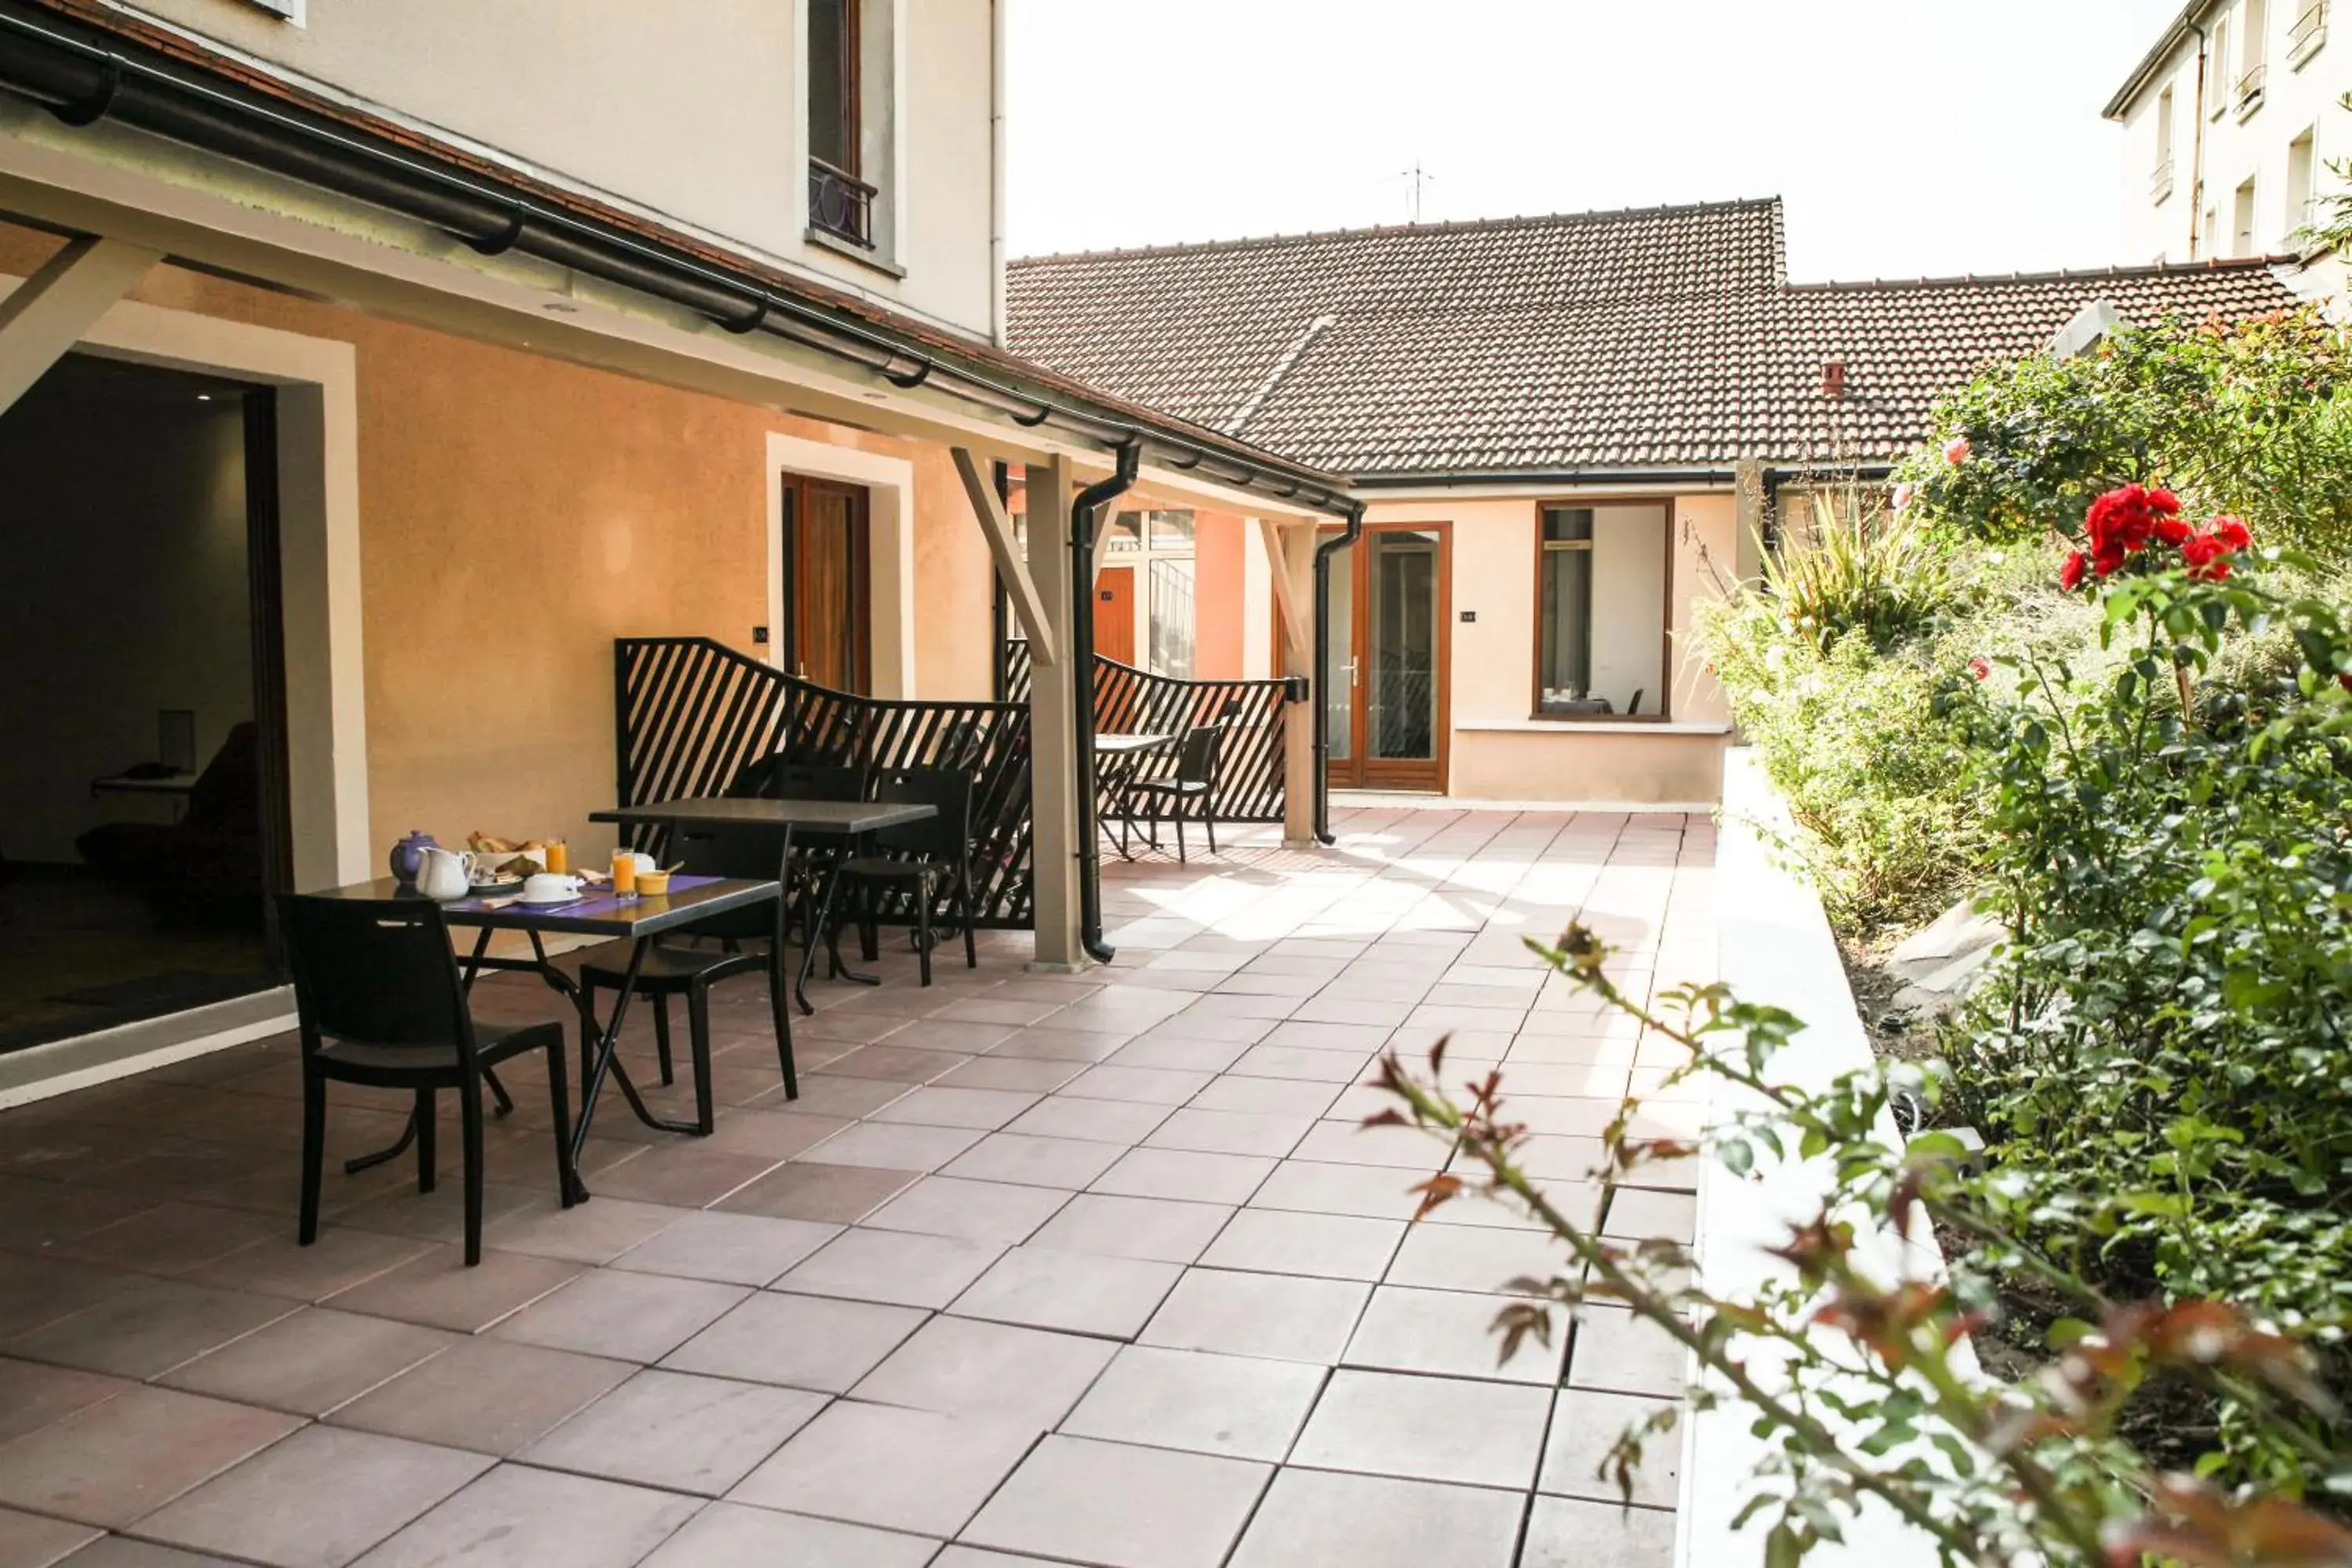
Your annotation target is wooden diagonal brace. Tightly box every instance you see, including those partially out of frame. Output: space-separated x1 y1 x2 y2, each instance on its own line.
1259 516 1314 673
0 236 160 416
953 445 1060 668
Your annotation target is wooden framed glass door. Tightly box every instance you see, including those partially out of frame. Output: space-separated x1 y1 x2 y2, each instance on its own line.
782 474 871 692
1320 522 1450 792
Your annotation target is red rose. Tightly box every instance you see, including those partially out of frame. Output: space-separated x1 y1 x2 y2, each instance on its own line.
1944 435 1972 464
2093 543 2128 578
2180 532 2231 581
1967 656 1991 682
2083 483 2184 561
2212 517 2252 550
2060 550 2089 590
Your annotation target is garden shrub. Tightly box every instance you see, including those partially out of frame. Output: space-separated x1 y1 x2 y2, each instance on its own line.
1763 488 1955 655
1936 495 2352 1494
1704 599 1980 933
1895 309 2352 557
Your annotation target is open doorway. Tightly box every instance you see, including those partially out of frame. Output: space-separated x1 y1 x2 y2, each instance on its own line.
0 350 289 1054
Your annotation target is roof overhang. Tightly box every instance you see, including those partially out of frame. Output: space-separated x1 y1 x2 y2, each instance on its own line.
0 0 1357 522
2103 2 2209 120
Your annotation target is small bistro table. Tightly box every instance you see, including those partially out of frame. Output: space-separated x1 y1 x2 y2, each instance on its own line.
316 873 779 1202
590 796 939 1013
1094 731 1175 860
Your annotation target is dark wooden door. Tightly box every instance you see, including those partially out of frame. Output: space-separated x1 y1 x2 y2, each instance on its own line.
1094 565 1136 666
783 475 870 693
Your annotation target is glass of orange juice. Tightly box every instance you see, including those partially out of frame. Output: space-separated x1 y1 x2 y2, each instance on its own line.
610 847 637 896
545 839 569 875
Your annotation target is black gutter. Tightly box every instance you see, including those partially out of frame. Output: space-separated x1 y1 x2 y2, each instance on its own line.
1070 442 1141 964
1348 468 1744 490
0 3 1355 515
1348 463 1894 491
1310 499 1366 846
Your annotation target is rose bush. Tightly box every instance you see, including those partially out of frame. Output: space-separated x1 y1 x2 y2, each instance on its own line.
1930 494 2352 1492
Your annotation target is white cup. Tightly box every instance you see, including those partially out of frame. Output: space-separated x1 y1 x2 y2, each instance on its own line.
521 873 583 904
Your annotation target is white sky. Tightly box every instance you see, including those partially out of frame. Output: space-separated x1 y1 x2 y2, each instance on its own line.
1005 0 2186 281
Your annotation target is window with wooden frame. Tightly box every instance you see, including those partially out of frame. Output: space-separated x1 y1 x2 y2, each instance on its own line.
807 0 877 249
1534 503 1668 720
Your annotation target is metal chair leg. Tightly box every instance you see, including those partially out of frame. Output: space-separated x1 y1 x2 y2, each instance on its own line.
459 1077 485 1267
546 1037 578 1208
1175 809 1187 866
768 949 799 1101
415 1088 437 1194
687 983 716 1136
916 877 934 988
298 1065 325 1246
652 996 675 1087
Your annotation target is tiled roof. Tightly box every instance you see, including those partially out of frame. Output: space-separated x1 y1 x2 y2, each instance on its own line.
1007 198 2304 477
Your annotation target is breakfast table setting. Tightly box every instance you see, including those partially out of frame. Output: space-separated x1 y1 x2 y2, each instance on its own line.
331 828 784 1200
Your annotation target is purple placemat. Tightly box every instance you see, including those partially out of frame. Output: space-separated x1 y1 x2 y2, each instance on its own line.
445 873 725 917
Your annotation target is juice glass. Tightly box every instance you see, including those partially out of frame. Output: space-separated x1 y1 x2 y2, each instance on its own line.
545 839 569 876
610 848 637 896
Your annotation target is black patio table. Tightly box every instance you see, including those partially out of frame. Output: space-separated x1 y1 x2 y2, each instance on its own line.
590 796 939 1013
314 873 779 1202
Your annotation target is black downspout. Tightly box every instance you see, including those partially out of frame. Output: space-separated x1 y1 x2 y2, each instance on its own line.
1311 500 1367 846
1070 442 1141 964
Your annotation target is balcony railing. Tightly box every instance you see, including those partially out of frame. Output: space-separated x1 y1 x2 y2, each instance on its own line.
2151 158 2175 204
2236 60 2268 117
808 157 877 250
2291 0 2328 64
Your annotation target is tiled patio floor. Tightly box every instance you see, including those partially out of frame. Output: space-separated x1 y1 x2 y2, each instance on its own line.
0 805 1711 1568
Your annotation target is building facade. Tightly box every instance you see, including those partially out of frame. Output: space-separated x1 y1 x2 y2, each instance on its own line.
2105 0 2347 278
1010 199 2306 806
0 0 1352 1065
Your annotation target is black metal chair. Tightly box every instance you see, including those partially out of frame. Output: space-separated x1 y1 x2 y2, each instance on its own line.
1120 724 1224 864
279 894 575 1267
575 826 797 1134
833 767 978 987
724 758 864 973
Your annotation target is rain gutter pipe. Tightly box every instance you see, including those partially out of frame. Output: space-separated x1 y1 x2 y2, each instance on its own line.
1311 499 1366 846
1070 441 1140 964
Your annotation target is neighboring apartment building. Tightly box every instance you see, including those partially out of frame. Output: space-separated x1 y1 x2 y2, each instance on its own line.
2105 0 2346 281
0 0 1353 1060
1010 198 2303 804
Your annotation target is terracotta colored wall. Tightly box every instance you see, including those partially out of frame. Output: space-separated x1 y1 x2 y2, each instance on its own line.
1192 511 1247 680
0 224 995 869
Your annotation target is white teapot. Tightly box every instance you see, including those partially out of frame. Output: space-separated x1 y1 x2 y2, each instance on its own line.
414 844 471 901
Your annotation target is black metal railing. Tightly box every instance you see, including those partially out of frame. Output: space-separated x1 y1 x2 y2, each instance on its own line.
615 638 1033 926
808 158 877 249
998 640 1296 823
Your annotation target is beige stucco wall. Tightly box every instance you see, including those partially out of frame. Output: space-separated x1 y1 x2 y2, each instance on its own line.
0 223 995 873
106 0 999 337
1356 491 1733 804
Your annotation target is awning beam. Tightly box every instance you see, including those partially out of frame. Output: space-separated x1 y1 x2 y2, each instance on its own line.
0 233 155 414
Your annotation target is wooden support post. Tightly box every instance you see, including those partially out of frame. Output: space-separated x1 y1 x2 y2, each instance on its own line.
1271 520 1321 848
953 447 1058 666
0 237 159 416
1025 456 1085 969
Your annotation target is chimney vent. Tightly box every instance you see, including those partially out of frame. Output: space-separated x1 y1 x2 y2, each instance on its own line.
1820 361 1848 400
